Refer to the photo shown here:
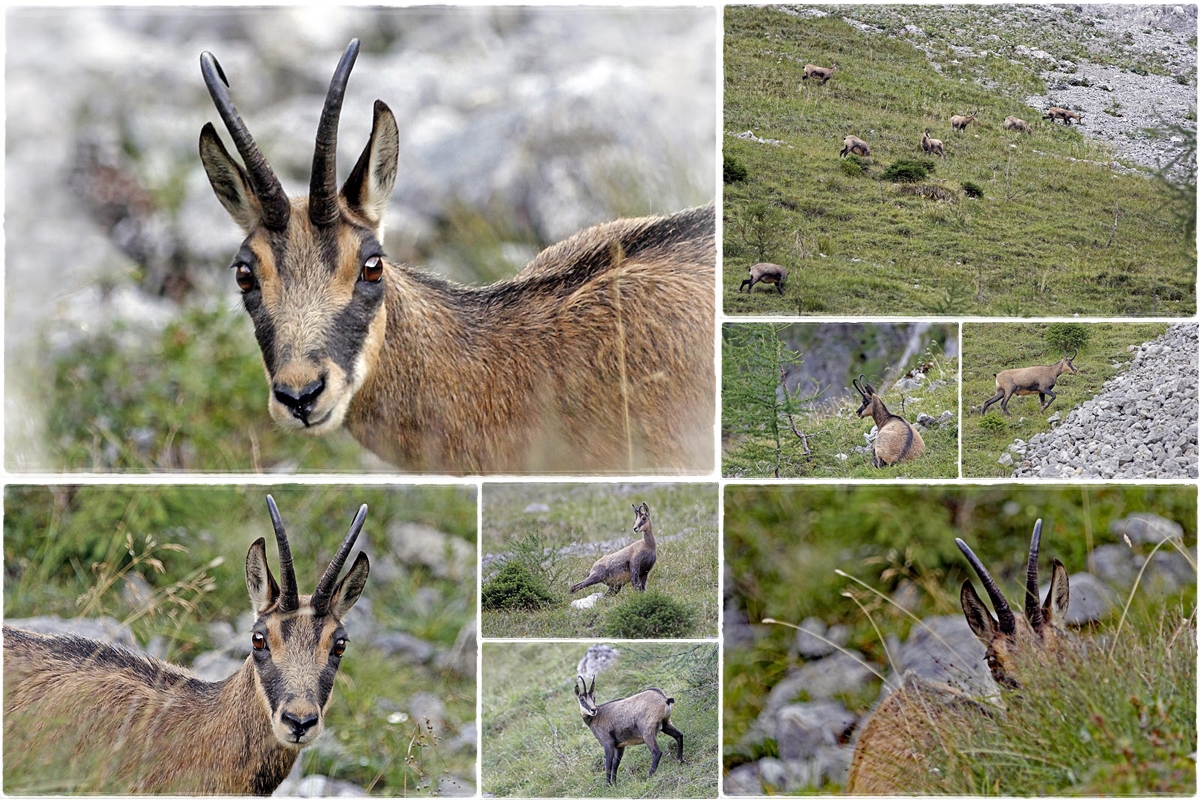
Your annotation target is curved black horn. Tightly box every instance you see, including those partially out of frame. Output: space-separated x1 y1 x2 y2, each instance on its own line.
1025 519 1045 630
309 39 361 227
313 503 368 613
1067 348 1078 360
265 495 300 612
853 375 866 396
956 537 1017 635
200 51 291 231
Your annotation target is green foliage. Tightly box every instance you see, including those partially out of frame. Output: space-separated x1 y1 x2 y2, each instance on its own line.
600 592 698 638
482 560 557 612
839 153 868 176
731 201 785 263
882 158 936 183
724 153 749 183
978 413 1008 433
961 180 984 199
1044 321 1091 354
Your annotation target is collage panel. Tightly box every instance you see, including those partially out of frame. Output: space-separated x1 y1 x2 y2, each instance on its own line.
722 4 1196 317
481 483 719 640
722 322 959 478
3 484 477 795
963 321 1199 479
723 483 1197 795
480 641 719 797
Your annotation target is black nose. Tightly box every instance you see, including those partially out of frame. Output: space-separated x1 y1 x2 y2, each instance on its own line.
281 711 319 738
273 378 325 423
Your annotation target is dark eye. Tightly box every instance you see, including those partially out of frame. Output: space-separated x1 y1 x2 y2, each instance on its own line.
234 263 258 293
332 637 347 657
252 631 266 651
360 255 383 283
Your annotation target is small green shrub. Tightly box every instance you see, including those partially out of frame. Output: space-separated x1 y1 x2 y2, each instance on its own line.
1044 322 1091 354
962 180 984 199
724 153 749 184
600 592 697 638
481 561 556 612
882 158 935 182
839 153 867 176
978 413 1008 433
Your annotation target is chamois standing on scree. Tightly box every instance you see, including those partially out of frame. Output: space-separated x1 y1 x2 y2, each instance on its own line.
2 497 370 795
1044 106 1083 126
853 375 924 467
575 675 684 785
198 39 715 475
981 350 1078 417
846 520 1070 794
569 503 657 596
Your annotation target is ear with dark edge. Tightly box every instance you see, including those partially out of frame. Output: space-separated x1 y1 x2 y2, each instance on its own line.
1043 558 1070 629
574 677 583 697
200 123 262 233
328 552 370 618
245 537 280 614
342 100 400 232
960 580 998 647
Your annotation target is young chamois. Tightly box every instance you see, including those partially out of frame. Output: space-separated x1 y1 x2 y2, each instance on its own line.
1004 115 1033 134
845 520 1069 794
569 503 657 596
950 110 979 132
575 675 684 785
921 128 945 159
803 62 838 84
840 135 871 158
739 262 788 295
198 40 715 475
981 350 1078 417
1044 106 1083 126
853 375 925 467
2 496 370 795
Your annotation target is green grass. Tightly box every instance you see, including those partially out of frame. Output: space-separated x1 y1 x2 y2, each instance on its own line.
722 483 1197 795
481 484 719 639
3 485 477 795
723 7 1196 317
482 642 719 797
962 322 1168 477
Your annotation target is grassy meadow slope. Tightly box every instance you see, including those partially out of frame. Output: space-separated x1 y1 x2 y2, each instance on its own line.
724 6 1195 316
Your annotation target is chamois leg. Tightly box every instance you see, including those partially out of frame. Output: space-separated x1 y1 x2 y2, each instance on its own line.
569 571 604 594
663 721 685 762
612 746 625 782
645 730 664 777
774 281 784 295
606 581 623 597
603 741 618 785
981 389 1005 415
999 394 1014 417
1040 389 1056 410
739 278 752 292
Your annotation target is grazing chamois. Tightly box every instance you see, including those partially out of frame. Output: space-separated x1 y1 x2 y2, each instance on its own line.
739 262 788 295
569 503 657 596
840 135 871 158
1004 115 1033 134
921 128 945 159
853 375 925 467
2 496 370 795
950 110 979 132
846 520 1069 794
981 350 1078 417
198 40 715 475
575 675 684 785
1043 106 1083 126
803 62 838 84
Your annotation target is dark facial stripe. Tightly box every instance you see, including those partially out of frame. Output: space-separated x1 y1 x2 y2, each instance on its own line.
326 278 384 380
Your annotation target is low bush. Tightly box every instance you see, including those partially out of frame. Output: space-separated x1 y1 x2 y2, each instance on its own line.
481 561 556 612
600 592 697 638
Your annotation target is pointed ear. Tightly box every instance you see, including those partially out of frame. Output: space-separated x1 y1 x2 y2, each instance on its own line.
574 677 582 697
1043 558 1070 629
328 552 370 618
342 100 399 232
245 537 280 614
961 580 998 647
200 123 262 233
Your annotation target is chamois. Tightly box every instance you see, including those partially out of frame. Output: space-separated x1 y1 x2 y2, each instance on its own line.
840 135 871 158
569 502 657 596
981 350 1078 417
1004 115 1033 134
739 262 788 295
853 375 925 467
921 128 945 159
1043 106 1083 126
803 62 838 84
846 520 1069 794
198 40 715 475
950 110 978 132
2 497 370 795
575 675 684 785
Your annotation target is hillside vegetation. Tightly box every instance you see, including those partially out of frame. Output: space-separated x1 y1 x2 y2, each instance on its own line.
724 6 1195 316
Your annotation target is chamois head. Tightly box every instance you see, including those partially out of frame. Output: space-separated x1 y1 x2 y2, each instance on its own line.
575 675 599 717
199 40 399 434
1060 349 1079 373
852 374 882 418
247 495 371 748
632 502 651 534
956 519 1068 689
